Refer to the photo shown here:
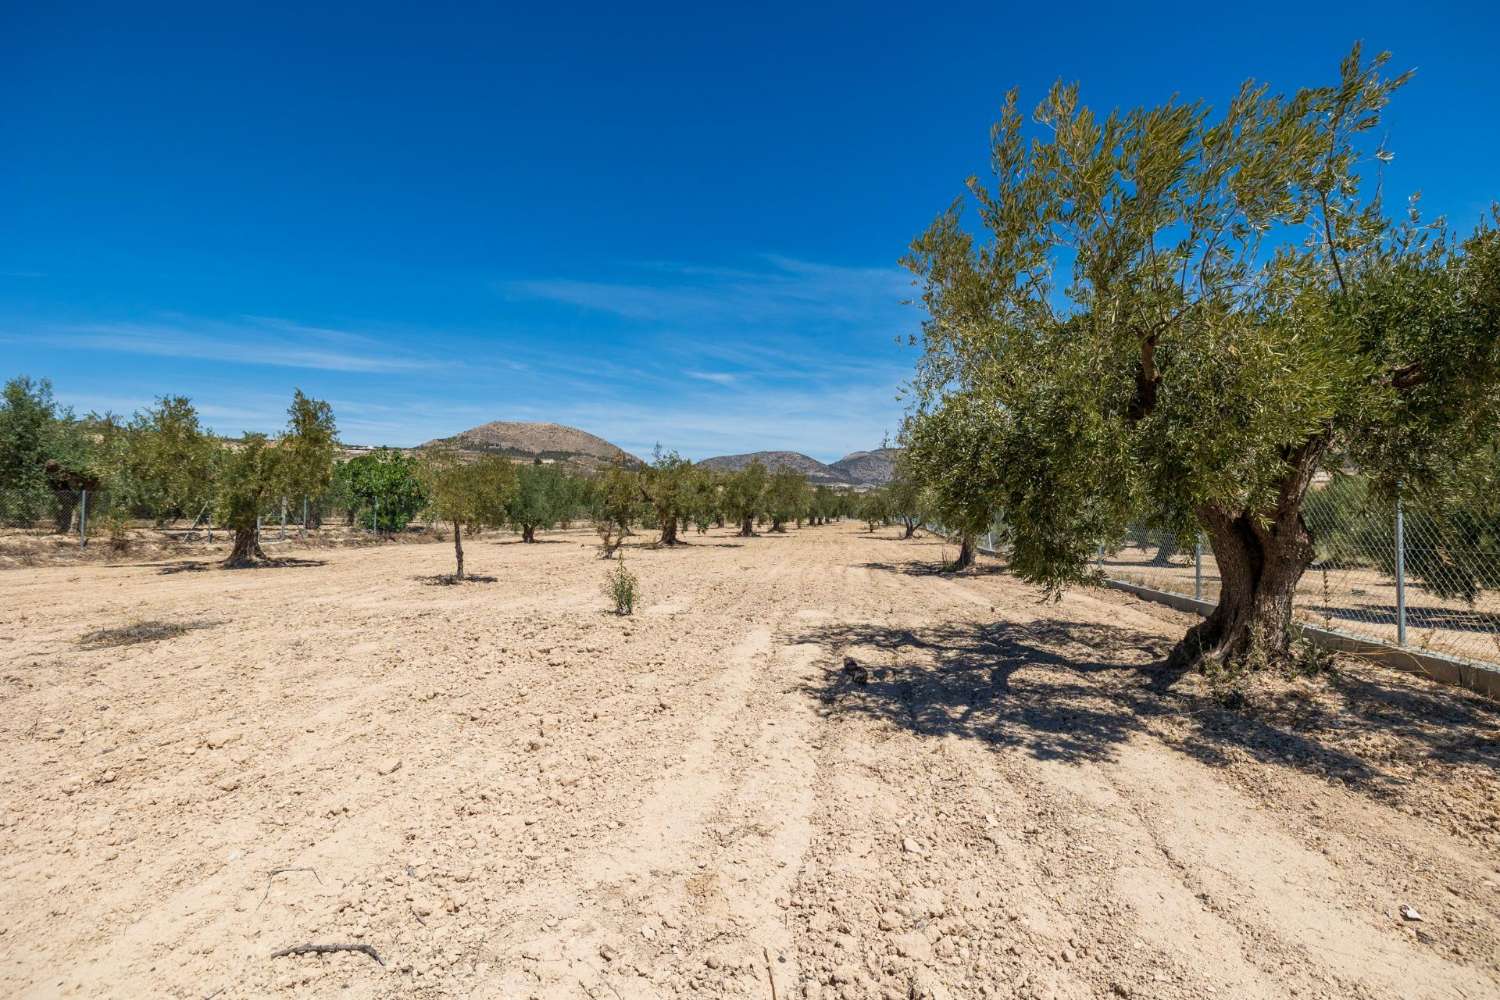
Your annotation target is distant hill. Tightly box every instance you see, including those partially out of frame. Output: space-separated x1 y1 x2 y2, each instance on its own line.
697 450 850 486
830 447 901 486
421 421 641 471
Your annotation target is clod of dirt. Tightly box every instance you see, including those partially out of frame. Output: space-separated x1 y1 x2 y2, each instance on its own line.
1400 904 1424 921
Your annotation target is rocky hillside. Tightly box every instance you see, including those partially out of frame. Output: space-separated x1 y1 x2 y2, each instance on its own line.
422 421 641 470
830 447 901 486
696 450 849 486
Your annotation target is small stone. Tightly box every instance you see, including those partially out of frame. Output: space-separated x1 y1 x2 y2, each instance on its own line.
599 944 619 962
830 964 859 985
705 955 721 969
526 739 544 752
376 757 403 776
892 931 933 961
216 777 241 792
902 837 927 857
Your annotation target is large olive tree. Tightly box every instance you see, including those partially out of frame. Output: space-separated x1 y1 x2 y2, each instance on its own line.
905 46 1500 669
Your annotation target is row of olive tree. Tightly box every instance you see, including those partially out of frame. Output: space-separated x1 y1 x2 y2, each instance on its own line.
0 377 340 565
900 44 1500 671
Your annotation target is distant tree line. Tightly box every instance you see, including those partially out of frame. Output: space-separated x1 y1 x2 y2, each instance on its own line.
0 375 871 574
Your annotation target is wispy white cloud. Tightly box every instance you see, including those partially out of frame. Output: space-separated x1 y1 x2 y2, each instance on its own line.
500 254 914 336
25 317 452 375
14 252 922 460
685 370 738 385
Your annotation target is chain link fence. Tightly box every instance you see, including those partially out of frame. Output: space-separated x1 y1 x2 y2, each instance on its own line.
0 487 418 557
1100 483 1500 669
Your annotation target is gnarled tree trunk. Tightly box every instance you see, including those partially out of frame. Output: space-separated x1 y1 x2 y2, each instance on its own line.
659 514 679 546
739 516 754 537
1149 537 1178 566
771 518 786 533
1170 442 1324 670
452 518 465 580
522 524 536 543
224 528 268 567
902 518 916 539
953 534 976 570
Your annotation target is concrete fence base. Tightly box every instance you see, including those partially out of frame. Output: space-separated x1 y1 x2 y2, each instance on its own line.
1102 578 1500 701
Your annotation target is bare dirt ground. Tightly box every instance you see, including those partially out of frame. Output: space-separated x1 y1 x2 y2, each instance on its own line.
3 522 1498 1000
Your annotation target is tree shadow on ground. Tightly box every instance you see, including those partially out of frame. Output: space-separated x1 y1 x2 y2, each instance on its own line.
155 557 328 575
856 560 1009 578
792 616 1500 807
415 574 499 585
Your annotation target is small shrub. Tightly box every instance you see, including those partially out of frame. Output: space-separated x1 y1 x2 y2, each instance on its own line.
604 557 639 615
101 509 131 553
1202 656 1250 709
1288 632 1337 677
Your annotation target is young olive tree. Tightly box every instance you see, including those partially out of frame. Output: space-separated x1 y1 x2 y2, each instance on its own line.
905 46 1500 669
422 452 513 579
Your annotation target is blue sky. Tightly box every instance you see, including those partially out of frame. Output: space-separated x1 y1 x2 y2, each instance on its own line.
3 2 1497 461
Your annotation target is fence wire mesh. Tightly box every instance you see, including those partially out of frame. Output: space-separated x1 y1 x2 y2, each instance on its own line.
1101 481 1500 669
0 487 413 557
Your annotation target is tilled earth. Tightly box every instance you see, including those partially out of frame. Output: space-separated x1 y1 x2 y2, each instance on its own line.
2 522 1498 1000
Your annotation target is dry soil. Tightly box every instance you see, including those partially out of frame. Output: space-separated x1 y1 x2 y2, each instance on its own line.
2 522 1498 1000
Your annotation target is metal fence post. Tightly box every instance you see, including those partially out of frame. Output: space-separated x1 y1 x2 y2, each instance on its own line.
1395 488 1407 647
1194 533 1203 601
79 489 88 548
280 497 287 541
301 496 309 540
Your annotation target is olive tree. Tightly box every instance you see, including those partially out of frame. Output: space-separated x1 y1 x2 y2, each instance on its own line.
884 456 925 539
590 464 641 557
857 489 888 533
902 396 1009 568
124 395 218 525
218 391 340 566
279 390 339 528
0 376 99 529
905 45 1500 668
723 460 768 536
422 451 513 579
639 447 693 545
684 467 722 534
218 434 281 566
508 461 569 542
765 468 809 532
